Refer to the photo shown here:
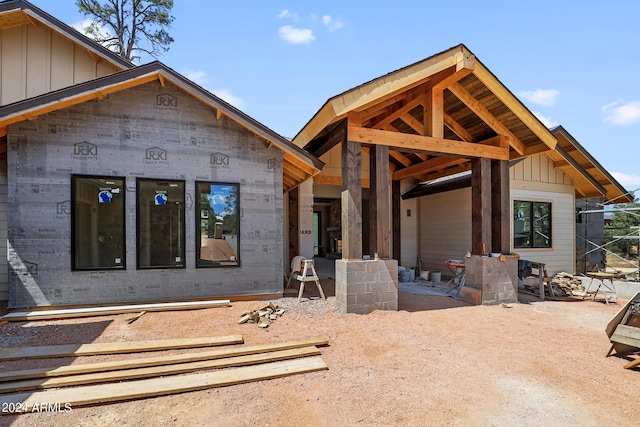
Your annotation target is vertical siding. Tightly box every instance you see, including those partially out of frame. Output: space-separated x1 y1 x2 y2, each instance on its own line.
1 23 123 105
419 187 472 275
511 186 575 275
399 180 418 268
414 153 576 277
1 26 26 104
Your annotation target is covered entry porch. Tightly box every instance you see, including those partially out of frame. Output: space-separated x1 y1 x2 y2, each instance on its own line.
290 45 557 313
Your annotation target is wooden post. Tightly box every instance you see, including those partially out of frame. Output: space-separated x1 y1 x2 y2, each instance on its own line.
471 157 491 255
392 180 401 261
341 139 362 260
491 159 510 254
369 145 390 258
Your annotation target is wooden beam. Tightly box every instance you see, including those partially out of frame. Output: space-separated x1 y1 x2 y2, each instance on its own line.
393 156 468 181
369 145 390 258
348 126 509 161
0 347 323 394
471 158 492 255
0 357 328 413
158 73 166 87
312 175 370 188
1 300 231 322
389 150 412 167
0 336 244 362
400 113 424 134
473 63 556 150
417 163 472 182
431 87 444 138
342 139 363 260
448 82 527 156
369 97 423 130
444 113 476 142
304 119 347 158
491 160 510 254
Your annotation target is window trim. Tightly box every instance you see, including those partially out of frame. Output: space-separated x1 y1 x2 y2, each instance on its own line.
71 174 127 271
195 181 241 268
513 199 553 249
136 177 186 270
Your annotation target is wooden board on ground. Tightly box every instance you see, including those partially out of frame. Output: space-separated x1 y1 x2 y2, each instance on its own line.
0 336 244 361
0 346 322 393
0 356 329 413
0 299 231 322
0 337 329 382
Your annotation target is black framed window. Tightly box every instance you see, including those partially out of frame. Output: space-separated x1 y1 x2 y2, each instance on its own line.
196 182 239 267
137 178 185 269
514 200 552 249
72 175 126 270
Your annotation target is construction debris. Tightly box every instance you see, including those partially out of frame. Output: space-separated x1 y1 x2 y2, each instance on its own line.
126 311 146 324
549 272 587 297
238 303 286 328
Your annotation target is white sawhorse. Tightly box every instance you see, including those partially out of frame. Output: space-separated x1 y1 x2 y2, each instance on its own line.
286 258 326 302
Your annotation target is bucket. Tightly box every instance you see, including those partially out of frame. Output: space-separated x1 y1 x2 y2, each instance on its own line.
409 268 416 281
431 271 441 283
420 271 430 280
399 270 410 283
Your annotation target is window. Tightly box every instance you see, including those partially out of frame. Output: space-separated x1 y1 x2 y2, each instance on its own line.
137 179 185 269
513 200 552 249
196 182 239 267
72 175 125 270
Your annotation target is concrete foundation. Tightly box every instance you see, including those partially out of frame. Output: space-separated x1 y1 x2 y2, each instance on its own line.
335 259 398 314
463 255 518 305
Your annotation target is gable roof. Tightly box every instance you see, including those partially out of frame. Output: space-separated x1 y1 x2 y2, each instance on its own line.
0 0 133 70
293 44 557 183
548 125 632 203
0 61 322 191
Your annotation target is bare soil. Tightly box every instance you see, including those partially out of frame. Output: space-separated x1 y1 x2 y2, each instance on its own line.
1 280 638 427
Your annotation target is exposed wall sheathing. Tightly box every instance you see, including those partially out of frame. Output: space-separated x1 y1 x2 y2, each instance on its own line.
6 81 284 307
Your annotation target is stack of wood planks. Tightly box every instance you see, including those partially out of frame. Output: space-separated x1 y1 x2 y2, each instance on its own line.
0 336 329 414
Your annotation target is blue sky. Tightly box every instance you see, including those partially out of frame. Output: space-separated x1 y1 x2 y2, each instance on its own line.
31 0 640 195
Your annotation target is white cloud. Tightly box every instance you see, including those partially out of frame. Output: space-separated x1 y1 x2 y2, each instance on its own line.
611 171 640 190
322 15 343 32
277 9 298 21
517 89 559 107
602 99 640 125
182 69 208 87
278 25 315 44
532 111 558 128
213 89 244 108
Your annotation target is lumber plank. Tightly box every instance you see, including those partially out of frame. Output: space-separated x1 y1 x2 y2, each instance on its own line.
623 357 640 370
0 336 244 361
1 299 231 322
0 337 329 382
0 356 329 413
0 346 322 393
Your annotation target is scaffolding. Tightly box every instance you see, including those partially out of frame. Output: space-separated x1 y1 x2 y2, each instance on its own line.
577 187 639 281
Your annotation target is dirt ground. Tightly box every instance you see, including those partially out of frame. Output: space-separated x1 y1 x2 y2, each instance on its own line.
0 280 638 427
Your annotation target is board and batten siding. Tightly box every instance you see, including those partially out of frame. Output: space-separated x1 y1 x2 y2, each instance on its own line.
399 180 418 268
511 154 576 275
419 187 472 275
416 154 576 277
0 22 121 106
